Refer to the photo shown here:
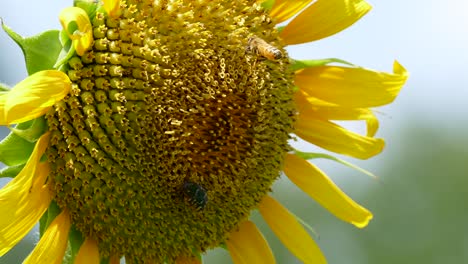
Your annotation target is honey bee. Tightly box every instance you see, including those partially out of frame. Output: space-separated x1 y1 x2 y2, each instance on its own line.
182 181 208 210
246 36 283 61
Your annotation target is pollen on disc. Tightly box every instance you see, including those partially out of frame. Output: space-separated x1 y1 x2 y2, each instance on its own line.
45 0 295 262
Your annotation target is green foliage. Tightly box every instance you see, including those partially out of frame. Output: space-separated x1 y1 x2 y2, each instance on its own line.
68 225 85 263
294 149 377 179
54 30 74 71
39 201 62 237
290 58 354 72
0 124 35 166
1 21 61 74
74 0 99 19
0 164 24 178
10 117 48 143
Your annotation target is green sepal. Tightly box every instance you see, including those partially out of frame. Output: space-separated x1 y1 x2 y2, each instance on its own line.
293 149 378 180
39 200 62 237
281 208 320 239
10 116 47 143
276 25 285 33
99 258 110 264
261 0 275 10
0 163 25 178
219 242 228 250
191 249 203 262
0 122 36 166
39 209 48 237
54 30 74 70
0 82 10 91
290 58 355 72
74 0 99 20
1 21 61 74
68 225 85 263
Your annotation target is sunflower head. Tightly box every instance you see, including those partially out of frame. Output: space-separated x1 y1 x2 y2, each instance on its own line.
48 0 295 261
0 0 408 263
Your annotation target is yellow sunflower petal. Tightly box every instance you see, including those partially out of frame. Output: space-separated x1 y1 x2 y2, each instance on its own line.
103 0 121 18
23 210 71 264
269 0 314 24
295 113 384 159
295 61 409 108
226 220 275 264
75 238 100 264
176 256 202 264
294 91 379 137
0 133 51 256
281 0 371 45
59 6 93 56
258 195 326 264
109 255 121 264
1 71 71 125
284 154 373 228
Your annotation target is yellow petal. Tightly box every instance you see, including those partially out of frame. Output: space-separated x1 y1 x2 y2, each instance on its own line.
269 0 314 24
176 256 202 264
294 61 409 108
295 113 384 159
294 91 379 137
103 0 121 18
258 195 326 264
281 0 372 45
59 7 93 56
284 154 373 228
0 133 51 256
226 220 276 264
23 210 71 264
75 238 100 264
0 70 71 125
109 255 121 264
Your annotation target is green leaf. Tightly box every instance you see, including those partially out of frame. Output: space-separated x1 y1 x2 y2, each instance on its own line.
69 225 85 262
219 242 228 250
1 21 62 74
100 258 110 264
10 116 47 142
192 250 203 262
74 0 99 19
261 0 275 10
0 163 25 178
0 82 10 91
0 124 36 166
54 30 74 70
39 210 48 237
276 25 285 33
290 58 355 72
40 200 61 237
293 149 378 180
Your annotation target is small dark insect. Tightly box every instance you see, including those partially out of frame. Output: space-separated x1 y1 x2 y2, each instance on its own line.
183 181 208 210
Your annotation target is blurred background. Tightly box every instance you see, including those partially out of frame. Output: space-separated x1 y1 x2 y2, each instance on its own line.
1 0 467 263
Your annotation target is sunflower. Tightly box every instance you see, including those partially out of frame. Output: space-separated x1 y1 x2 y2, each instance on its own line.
0 0 408 263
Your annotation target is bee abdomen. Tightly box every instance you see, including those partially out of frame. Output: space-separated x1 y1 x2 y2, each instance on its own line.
268 48 283 60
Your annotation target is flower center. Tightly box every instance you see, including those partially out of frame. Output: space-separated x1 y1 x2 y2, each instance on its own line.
46 0 295 261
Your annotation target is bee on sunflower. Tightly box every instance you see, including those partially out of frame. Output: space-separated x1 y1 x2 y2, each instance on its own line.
0 0 407 263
